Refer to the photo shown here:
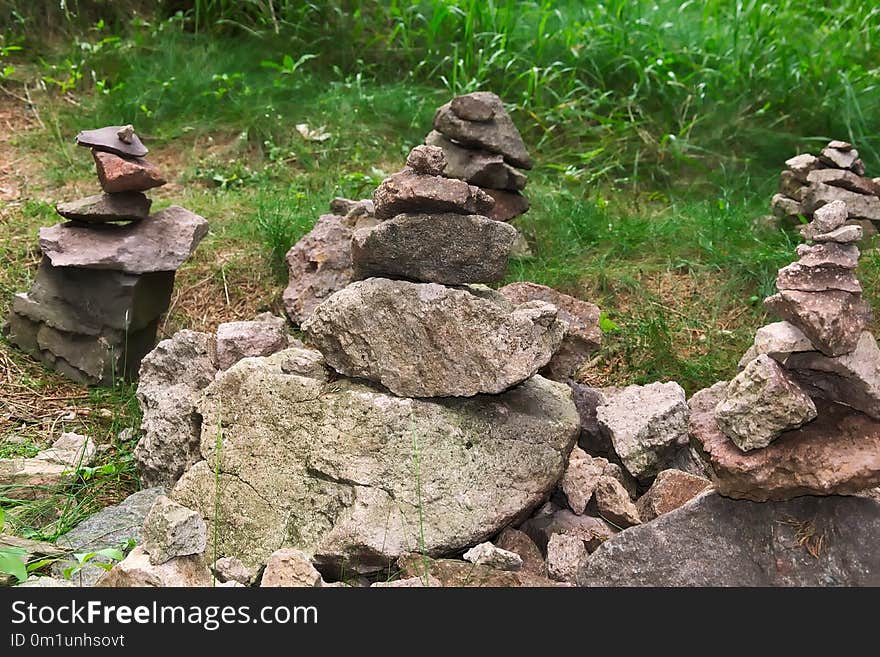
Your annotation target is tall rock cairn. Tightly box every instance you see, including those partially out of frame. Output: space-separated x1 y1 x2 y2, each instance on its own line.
690 200 880 500
426 91 532 222
302 143 566 398
5 125 208 385
772 139 880 227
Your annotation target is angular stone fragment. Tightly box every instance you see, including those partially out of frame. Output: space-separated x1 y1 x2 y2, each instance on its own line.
494 528 545 576
597 382 689 479
56 192 151 224
451 94 496 122
434 92 532 169
96 546 212 587
372 169 494 220
714 355 817 451
405 144 447 175
135 331 218 488
39 205 208 274
302 278 564 397
498 282 602 380
635 469 712 522
752 321 815 360
784 153 820 182
578 493 880 586
215 312 289 371
260 549 325 587
329 197 374 218
776 262 861 293
93 151 166 193
76 125 148 158
779 170 807 200
482 188 530 222
594 476 641 528
802 183 880 221
771 193 801 220
801 224 862 244
812 199 848 232
787 331 880 419
519 509 617 554
462 542 523 571
560 446 607 514
141 495 207 565
568 383 613 456
546 533 587 583
51 488 165 585
351 212 516 284
36 432 96 467
282 213 375 325
819 144 860 170
807 168 879 196
426 130 526 190
689 382 880 500
796 242 859 269
764 289 871 357
213 556 255 586
171 355 578 573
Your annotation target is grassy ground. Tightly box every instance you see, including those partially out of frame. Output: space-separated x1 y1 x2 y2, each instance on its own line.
1 3 879 560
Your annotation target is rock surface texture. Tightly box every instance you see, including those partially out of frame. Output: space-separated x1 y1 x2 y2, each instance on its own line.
171 350 579 574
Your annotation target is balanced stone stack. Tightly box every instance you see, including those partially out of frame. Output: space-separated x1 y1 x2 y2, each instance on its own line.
308 144 562 397
772 139 880 228
425 91 532 222
166 145 580 576
690 200 880 500
5 125 208 385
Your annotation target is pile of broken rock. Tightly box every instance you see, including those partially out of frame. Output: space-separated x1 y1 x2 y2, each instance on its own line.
5 125 207 384
691 199 880 501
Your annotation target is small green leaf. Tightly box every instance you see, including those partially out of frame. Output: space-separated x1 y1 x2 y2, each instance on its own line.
0 548 28 584
599 311 619 333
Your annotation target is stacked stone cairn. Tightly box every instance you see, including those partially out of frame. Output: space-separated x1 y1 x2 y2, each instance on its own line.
5 125 207 385
690 199 880 500
281 91 536 327
425 91 532 222
772 139 880 232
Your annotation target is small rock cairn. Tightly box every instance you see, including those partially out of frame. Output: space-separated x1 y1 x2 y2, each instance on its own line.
6 125 208 385
303 142 564 397
772 139 880 227
426 91 532 222
691 199 880 500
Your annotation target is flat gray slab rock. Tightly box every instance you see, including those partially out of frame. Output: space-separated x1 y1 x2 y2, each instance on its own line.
433 92 533 169
51 487 165 585
76 125 148 157
577 492 880 586
39 205 208 274
302 278 565 397
426 130 527 190
171 351 579 574
56 192 151 224
351 212 516 284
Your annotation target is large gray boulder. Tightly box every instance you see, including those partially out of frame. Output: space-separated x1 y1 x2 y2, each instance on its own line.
135 331 218 489
578 492 880 586
39 206 208 274
171 350 579 574
302 278 565 397
351 212 516 284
